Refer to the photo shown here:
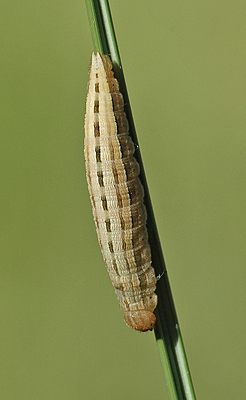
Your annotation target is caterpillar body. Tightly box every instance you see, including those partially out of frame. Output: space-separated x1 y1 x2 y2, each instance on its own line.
84 52 157 331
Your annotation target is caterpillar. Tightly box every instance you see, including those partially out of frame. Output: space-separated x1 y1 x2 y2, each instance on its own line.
84 52 157 331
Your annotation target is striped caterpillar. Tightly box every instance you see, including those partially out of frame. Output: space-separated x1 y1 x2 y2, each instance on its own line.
84 52 157 331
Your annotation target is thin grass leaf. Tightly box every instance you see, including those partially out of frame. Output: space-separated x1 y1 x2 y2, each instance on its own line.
84 1 197 399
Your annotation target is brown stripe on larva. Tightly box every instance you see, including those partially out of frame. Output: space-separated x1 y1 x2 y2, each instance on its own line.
94 122 100 137
84 52 157 332
94 100 99 113
95 146 101 162
95 82 99 92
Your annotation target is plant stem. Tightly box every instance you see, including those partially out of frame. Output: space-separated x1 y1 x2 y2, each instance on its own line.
84 1 197 399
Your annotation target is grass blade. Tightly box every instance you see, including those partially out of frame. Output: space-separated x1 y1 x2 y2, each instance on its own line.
84 1 197 399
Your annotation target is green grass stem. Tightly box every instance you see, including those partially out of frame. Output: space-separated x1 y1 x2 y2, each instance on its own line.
85 1 197 399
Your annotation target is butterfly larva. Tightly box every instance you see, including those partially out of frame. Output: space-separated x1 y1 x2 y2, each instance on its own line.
84 52 157 331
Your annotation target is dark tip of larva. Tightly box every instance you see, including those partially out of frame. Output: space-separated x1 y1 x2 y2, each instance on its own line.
124 310 156 332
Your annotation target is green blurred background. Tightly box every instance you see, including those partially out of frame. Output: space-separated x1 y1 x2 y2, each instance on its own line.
1 1 245 399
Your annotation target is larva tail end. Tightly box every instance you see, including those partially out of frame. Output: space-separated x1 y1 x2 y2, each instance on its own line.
124 310 156 332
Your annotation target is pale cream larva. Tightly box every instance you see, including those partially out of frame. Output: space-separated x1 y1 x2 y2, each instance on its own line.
84 52 157 331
